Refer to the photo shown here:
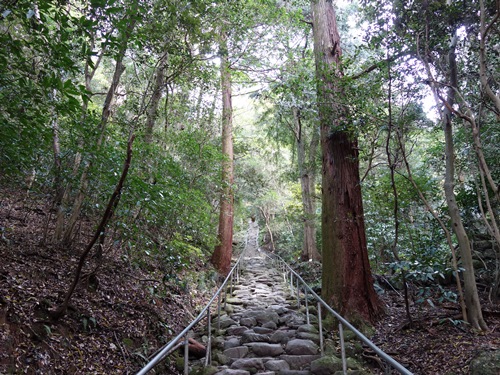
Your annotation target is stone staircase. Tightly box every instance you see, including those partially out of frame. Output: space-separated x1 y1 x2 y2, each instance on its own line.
190 251 363 375
213 254 320 375
184 218 373 375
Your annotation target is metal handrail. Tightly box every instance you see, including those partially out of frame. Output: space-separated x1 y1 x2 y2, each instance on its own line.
265 252 413 375
136 251 246 375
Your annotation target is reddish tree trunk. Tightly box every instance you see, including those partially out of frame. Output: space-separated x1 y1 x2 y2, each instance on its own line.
211 31 234 275
311 0 382 324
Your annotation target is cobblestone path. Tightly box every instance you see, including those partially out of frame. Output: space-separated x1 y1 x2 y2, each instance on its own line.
190 220 351 375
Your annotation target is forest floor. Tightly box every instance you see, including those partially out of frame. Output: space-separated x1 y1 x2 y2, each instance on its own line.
0 187 218 374
295 263 500 374
1 186 500 374
373 288 500 374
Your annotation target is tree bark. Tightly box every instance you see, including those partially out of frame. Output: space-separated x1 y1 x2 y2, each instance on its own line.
53 37 106 241
259 206 275 251
145 53 167 144
479 0 500 116
440 33 488 331
211 31 234 275
51 134 136 320
51 114 65 242
61 19 136 246
311 0 382 324
292 107 321 261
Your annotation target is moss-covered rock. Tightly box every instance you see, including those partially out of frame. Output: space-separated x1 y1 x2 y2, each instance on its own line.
470 350 500 375
190 365 219 375
310 355 343 374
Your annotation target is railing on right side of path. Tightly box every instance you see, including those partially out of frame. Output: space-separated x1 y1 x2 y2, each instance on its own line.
265 252 413 375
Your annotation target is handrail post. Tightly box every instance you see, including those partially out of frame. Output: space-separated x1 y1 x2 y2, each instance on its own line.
339 323 347 375
227 274 233 309
290 272 294 295
296 278 300 308
305 286 310 325
184 333 189 375
205 308 211 367
318 302 324 356
217 292 222 331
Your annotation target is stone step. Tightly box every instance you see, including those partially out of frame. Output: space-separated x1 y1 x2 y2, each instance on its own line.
191 250 368 375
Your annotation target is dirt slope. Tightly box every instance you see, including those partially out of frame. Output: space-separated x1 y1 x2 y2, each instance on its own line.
0 187 211 374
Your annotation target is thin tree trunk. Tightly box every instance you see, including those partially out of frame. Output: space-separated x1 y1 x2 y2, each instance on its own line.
51 134 136 320
145 53 167 144
424 31 487 330
54 36 108 241
292 107 321 261
479 0 500 116
397 130 467 323
51 115 65 242
311 0 382 324
259 206 274 251
385 58 412 325
61 19 136 246
211 31 234 275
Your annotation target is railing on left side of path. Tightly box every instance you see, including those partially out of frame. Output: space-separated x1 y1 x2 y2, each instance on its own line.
265 252 413 375
136 252 245 375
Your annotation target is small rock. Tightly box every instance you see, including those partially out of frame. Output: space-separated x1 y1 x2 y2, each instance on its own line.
285 339 319 355
265 359 290 371
214 352 231 366
269 330 296 344
224 337 241 349
224 346 249 359
227 326 248 335
240 317 257 327
216 316 238 329
253 326 274 334
296 332 320 344
214 369 250 375
241 330 270 344
245 342 284 356
262 321 278 330
280 354 321 370
226 297 244 305
230 358 265 371
297 324 319 334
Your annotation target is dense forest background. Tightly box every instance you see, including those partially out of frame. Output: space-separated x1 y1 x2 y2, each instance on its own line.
1 0 499 373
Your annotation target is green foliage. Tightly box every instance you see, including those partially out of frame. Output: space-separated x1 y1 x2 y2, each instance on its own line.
0 0 87 179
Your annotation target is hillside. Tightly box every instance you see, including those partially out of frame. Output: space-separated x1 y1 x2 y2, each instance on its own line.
0 187 216 374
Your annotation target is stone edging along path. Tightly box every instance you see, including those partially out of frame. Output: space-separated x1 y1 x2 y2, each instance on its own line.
189 251 371 375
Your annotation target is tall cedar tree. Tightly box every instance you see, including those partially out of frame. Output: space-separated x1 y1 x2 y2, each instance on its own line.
212 30 234 275
311 0 382 323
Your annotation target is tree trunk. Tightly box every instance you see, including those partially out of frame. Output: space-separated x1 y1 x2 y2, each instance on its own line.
51 115 65 242
53 38 105 241
145 53 167 144
311 0 382 324
51 134 135 320
259 206 274 251
292 107 321 261
211 31 234 275
441 33 487 331
61 19 136 246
